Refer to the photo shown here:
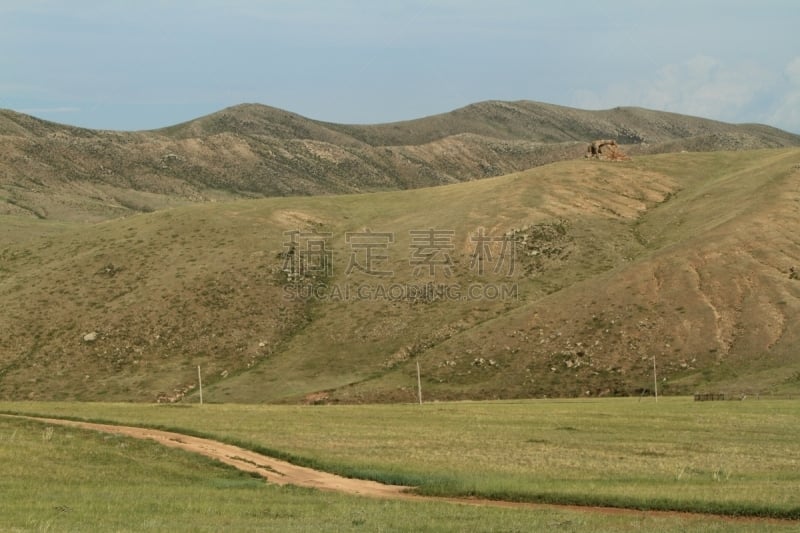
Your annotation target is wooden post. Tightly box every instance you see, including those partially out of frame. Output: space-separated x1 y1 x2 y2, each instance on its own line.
416 361 423 405
653 356 658 402
198 365 203 405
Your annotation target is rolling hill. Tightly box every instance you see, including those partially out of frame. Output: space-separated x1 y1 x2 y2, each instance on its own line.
1 148 799 402
2 100 799 222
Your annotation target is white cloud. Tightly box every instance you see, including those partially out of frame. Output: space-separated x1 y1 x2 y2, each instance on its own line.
573 56 800 133
766 57 800 133
784 57 800 83
573 55 776 125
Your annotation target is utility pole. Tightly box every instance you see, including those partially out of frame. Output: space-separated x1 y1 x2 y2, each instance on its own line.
653 356 658 402
198 365 203 405
416 361 423 405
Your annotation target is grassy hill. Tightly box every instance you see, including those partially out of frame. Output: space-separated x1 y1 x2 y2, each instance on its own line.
2 101 798 222
1 149 799 402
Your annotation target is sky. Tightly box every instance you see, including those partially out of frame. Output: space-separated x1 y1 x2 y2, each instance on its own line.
2 0 799 132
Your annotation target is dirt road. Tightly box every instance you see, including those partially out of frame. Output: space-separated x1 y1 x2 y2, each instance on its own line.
19 416 411 499
8 415 793 524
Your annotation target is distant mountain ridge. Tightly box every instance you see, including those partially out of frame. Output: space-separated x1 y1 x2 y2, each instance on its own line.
1 100 799 221
162 100 800 146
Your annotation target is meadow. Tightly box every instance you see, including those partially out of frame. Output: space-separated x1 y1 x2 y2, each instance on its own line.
2 397 799 531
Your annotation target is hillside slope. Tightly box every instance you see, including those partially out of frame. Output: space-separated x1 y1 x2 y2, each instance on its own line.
2 101 798 222
1 149 799 402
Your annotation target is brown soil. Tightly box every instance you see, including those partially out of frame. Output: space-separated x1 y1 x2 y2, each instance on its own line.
11 415 794 524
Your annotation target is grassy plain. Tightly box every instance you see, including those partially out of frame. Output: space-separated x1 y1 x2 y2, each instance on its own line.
5 416 794 532
2 397 798 527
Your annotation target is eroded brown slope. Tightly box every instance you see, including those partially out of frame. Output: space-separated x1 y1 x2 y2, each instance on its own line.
1 151 799 402
329 151 800 401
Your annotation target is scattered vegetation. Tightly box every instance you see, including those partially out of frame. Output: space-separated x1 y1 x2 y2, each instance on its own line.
2 150 800 403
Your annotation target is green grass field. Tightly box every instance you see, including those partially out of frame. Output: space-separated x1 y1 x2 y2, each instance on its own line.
2 397 799 531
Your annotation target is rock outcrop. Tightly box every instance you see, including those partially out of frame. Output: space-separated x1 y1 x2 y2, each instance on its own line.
585 139 630 161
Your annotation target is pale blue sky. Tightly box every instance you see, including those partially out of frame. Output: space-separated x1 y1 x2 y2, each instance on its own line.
2 1 799 132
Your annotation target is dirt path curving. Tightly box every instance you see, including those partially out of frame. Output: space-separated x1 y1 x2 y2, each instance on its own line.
17 416 411 499
8 415 794 524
